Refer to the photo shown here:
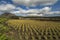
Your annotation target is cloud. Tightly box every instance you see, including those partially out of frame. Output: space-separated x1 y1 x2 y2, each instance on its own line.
0 4 59 17
10 7 52 16
10 6 60 16
12 0 58 6
44 11 60 17
26 7 51 16
0 4 16 12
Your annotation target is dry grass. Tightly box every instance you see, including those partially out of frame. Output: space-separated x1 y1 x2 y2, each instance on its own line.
7 20 60 40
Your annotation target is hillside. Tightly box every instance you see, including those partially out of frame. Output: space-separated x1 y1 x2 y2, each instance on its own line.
0 12 19 19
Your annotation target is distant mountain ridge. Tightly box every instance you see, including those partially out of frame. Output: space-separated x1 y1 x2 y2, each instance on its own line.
0 12 16 18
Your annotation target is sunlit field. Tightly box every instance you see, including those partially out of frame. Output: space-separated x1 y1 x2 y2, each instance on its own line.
6 19 60 40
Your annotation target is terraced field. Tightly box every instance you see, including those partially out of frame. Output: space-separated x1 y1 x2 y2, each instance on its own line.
6 20 60 40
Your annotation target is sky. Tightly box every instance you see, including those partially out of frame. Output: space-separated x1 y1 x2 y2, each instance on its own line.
0 0 60 16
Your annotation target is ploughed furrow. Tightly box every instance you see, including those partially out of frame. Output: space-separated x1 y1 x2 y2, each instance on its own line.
7 20 60 40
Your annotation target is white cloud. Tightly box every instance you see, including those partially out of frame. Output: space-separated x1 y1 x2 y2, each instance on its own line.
0 4 16 12
27 7 52 16
10 6 60 16
0 0 59 17
12 0 58 6
42 7 51 12
0 5 58 16
10 7 52 16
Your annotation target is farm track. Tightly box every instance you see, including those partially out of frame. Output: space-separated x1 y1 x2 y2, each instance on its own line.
7 20 60 40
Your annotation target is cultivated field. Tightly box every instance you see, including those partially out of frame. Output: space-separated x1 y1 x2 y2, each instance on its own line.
6 20 60 40
0 18 10 40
